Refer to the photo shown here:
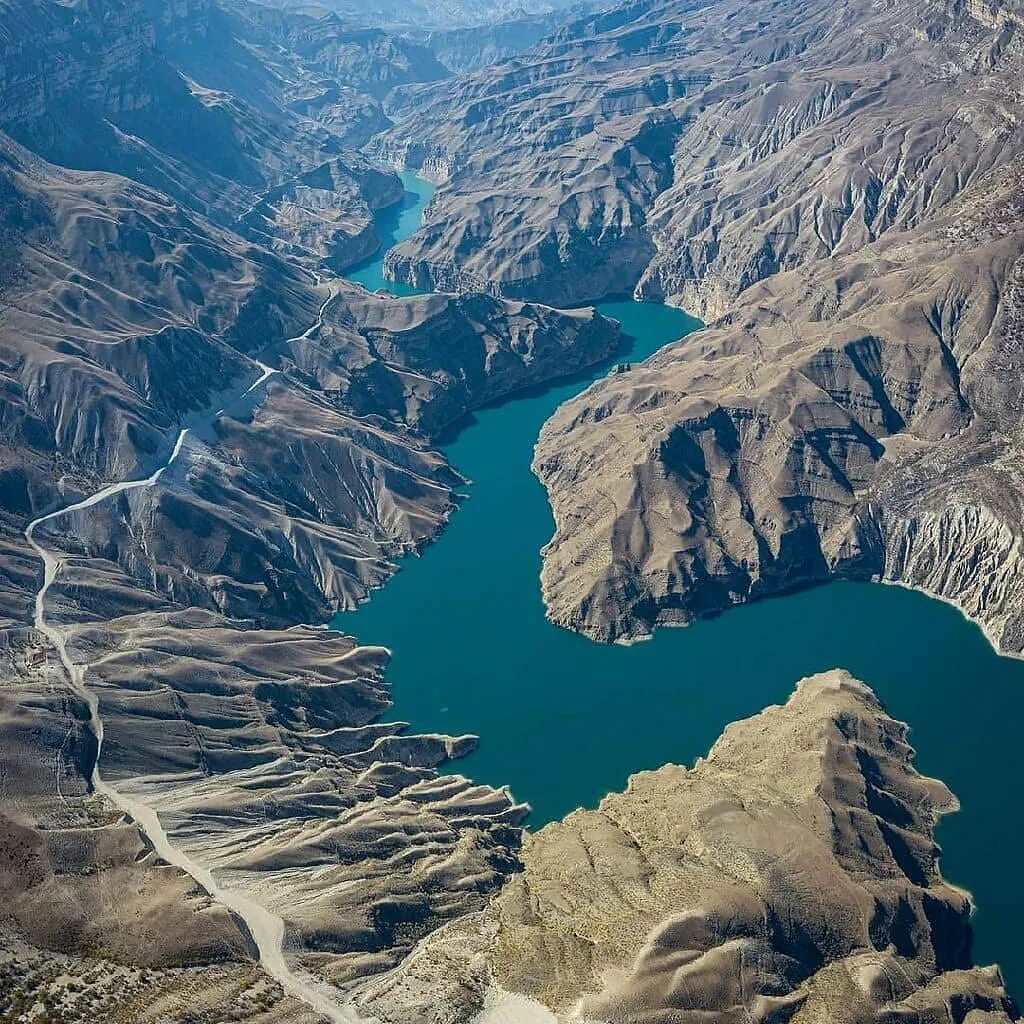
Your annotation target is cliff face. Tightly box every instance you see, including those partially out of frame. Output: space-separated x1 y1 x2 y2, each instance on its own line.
534 158 1024 644
0 0 157 126
377 0 1024 652
357 671 1017 1023
252 16 450 100
380 0 1023 312
423 10 586 73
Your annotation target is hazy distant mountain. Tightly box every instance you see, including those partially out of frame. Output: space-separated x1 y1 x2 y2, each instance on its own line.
260 0 584 30
422 3 596 71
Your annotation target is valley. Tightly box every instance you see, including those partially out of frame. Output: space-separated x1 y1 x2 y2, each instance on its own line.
1 0 1023 1022
340 173 1024 999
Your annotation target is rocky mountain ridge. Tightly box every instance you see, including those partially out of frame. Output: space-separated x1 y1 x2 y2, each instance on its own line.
0 124 619 1001
0 0 449 271
257 0 583 31
0 2 621 1018
374 0 1024 653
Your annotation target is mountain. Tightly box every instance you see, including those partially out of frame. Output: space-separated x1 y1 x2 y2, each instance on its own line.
1 0 1023 1021
376 0 1024 653
360 671 1017 1024
422 7 596 72
259 0 584 31
0 0 621 1017
0 0 413 270
0 120 618 985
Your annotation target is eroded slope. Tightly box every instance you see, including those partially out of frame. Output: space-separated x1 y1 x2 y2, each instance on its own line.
0 4 620 1008
357 671 1017 1023
378 0 1024 650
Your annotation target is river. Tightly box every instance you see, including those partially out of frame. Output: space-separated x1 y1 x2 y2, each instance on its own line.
337 172 1024 990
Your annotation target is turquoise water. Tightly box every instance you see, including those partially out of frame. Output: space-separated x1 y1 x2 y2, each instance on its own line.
336 177 1024 989
344 173 436 296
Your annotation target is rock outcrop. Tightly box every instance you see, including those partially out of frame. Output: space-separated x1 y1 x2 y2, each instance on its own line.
357 671 1018 1024
534 120 1024 646
380 0 1023 309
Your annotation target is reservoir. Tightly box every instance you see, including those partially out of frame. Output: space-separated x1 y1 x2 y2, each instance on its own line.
337 173 1024 991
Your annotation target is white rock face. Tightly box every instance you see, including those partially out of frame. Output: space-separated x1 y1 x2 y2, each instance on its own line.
879 504 1024 653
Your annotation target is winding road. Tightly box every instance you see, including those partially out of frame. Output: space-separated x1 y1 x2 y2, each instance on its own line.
25 292 358 1024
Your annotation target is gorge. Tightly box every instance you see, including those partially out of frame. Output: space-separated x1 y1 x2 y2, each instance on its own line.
2 0 1023 1022
338 174 1024 999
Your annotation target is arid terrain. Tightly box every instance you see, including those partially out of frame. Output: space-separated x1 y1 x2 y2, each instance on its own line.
0 1 617 1017
1 0 1022 1022
357 671 1018 1024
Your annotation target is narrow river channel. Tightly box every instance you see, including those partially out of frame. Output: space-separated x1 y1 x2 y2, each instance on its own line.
336 172 1024 991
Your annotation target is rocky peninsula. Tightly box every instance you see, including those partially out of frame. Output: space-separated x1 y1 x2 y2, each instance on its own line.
379 0 1024 653
357 671 1016 1024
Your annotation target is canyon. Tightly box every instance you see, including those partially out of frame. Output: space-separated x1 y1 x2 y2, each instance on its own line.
380 0 1024 656
1 0 1023 1022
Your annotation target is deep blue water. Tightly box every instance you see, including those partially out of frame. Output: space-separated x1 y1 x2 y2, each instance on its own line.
335 173 1024 990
